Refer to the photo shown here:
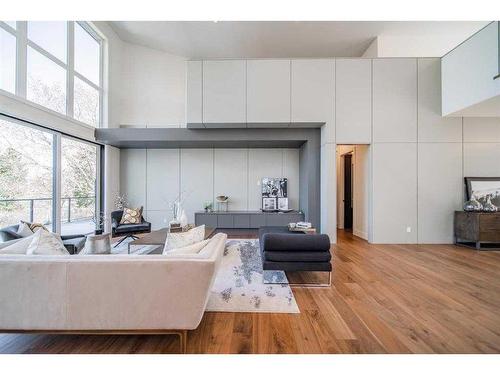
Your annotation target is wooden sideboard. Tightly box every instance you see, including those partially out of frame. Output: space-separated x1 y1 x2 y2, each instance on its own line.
454 211 500 250
195 210 304 229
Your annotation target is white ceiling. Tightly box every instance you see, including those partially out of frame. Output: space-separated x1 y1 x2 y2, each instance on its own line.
109 21 489 58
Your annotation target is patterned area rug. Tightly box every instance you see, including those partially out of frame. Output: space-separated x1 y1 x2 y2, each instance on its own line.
206 239 300 314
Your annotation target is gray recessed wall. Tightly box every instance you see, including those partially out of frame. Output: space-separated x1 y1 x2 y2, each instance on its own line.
120 148 300 229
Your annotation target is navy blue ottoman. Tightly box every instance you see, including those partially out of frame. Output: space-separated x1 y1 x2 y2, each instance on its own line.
259 226 332 286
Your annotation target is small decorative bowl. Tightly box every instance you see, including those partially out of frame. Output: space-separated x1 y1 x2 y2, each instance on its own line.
216 195 229 202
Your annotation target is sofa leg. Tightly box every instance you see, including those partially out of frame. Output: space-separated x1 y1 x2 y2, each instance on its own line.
178 330 188 354
288 271 332 288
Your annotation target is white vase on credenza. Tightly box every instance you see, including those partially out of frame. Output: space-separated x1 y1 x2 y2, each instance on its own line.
179 209 188 228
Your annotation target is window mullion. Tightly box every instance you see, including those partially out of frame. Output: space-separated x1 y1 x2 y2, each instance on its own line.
53 133 62 234
73 71 100 91
16 21 27 98
67 21 75 118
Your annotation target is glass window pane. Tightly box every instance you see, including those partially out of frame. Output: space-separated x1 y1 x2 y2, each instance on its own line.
0 28 16 93
74 23 100 85
28 21 67 63
27 46 66 114
61 137 97 235
0 118 53 230
4 21 16 30
74 77 99 127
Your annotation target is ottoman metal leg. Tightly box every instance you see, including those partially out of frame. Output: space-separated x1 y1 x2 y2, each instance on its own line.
288 271 332 288
263 271 332 288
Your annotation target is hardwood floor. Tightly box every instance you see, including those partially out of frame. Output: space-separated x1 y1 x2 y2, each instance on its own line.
2 230 500 354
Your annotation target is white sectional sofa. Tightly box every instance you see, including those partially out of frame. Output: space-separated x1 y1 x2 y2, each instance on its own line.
0 232 227 353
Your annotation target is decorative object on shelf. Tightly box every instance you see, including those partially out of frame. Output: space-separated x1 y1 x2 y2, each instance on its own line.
277 197 289 211
216 195 229 212
170 190 190 227
169 222 183 233
113 193 128 210
179 210 188 228
203 201 213 212
463 197 483 212
465 177 500 208
262 197 277 211
261 177 287 211
262 177 287 198
482 196 498 212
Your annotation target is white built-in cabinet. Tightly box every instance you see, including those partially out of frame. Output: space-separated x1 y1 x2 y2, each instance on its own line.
246 60 291 124
373 59 417 143
335 59 372 144
290 59 335 124
203 60 246 123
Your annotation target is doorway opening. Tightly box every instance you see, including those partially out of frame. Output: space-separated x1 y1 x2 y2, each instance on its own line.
336 145 370 240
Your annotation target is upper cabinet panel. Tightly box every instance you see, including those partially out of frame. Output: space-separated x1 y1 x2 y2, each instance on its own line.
418 58 462 142
442 22 500 117
203 60 246 123
247 60 291 123
336 59 372 144
373 59 417 143
291 59 334 124
186 61 202 124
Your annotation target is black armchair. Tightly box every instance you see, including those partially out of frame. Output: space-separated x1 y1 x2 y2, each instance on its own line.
111 210 151 247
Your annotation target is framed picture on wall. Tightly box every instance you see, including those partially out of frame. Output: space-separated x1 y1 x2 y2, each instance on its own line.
261 178 288 198
262 197 277 211
277 197 289 211
465 177 500 207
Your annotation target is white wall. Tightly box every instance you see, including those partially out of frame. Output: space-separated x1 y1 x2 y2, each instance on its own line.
442 22 500 117
120 148 300 229
113 49 500 244
353 145 370 240
120 43 187 128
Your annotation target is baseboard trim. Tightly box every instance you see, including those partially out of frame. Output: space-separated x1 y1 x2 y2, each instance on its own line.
353 229 368 240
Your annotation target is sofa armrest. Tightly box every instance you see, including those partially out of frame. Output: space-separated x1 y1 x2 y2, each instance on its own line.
0 230 21 243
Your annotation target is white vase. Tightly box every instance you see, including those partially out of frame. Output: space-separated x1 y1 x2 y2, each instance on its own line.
179 209 188 228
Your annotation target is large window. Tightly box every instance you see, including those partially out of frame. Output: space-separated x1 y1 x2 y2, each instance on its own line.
0 21 103 127
0 26 16 93
61 137 98 235
0 115 101 235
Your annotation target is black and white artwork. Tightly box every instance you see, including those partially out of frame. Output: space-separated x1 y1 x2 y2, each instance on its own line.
261 177 287 198
465 177 500 207
262 197 277 211
277 197 289 211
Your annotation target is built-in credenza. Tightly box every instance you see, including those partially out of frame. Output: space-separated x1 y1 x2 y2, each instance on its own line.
195 210 304 229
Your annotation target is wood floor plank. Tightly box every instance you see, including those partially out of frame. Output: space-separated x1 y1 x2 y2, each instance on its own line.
1 230 500 354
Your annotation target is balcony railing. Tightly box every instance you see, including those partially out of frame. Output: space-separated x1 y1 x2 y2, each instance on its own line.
0 196 96 226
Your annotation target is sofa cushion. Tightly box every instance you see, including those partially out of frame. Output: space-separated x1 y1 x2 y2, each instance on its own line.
21 220 49 232
0 235 35 255
164 225 205 251
163 239 210 256
17 222 34 237
26 230 70 255
119 207 143 224
260 232 330 252
263 250 331 263
114 222 150 234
